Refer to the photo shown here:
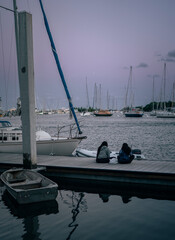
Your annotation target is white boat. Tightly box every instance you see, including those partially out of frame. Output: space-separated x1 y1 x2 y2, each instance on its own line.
75 148 145 160
0 168 58 204
150 110 157 116
80 112 91 117
156 111 175 118
0 120 85 155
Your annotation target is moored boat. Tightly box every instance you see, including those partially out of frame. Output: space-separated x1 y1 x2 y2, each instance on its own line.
156 111 175 118
94 110 113 117
75 148 145 160
0 168 58 204
0 120 86 155
125 109 144 117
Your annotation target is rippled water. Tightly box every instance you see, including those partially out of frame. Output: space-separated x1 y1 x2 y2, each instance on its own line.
6 112 175 161
0 113 175 240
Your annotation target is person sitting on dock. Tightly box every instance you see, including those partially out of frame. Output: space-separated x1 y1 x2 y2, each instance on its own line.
96 141 110 163
117 143 134 164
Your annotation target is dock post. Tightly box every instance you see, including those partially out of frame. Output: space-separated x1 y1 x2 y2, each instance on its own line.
18 12 37 169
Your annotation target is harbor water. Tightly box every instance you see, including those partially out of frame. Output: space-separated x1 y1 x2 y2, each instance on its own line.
0 113 175 240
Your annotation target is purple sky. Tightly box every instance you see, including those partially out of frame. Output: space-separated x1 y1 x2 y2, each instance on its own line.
1 0 175 110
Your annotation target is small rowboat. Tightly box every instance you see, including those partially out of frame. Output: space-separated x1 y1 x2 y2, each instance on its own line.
1 168 58 204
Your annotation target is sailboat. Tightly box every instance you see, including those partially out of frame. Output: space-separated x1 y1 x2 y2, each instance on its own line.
156 63 175 118
80 78 91 117
93 85 113 117
150 76 157 116
0 1 85 156
124 66 143 117
94 109 113 117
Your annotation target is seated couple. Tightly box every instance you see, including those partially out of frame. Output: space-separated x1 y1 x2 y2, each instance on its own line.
96 141 134 164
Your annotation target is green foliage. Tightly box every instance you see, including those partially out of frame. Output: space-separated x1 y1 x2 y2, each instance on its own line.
77 107 95 112
143 101 175 112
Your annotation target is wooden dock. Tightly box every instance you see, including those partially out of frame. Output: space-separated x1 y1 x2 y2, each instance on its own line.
0 153 175 192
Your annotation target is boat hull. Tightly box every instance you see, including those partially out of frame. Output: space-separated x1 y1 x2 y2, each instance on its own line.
75 148 145 160
125 113 143 117
1 169 58 204
94 110 113 117
94 113 113 117
0 138 82 156
156 113 175 118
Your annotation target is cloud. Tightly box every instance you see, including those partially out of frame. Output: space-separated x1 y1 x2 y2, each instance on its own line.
159 57 175 62
158 50 175 62
168 50 175 58
165 58 175 62
136 63 148 68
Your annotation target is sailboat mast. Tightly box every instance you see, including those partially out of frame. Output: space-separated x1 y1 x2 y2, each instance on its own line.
39 0 82 134
163 62 166 111
152 76 155 111
86 77 90 109
125 66 132 109
172 81 175 108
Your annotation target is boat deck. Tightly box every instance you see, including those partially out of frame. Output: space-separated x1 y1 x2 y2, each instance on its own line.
0 153 175 190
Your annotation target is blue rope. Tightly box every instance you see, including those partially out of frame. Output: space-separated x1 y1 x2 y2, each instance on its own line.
39 0 82 134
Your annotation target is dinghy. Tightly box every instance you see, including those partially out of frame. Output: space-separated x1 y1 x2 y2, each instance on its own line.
75 148 145 160
1 168 58 204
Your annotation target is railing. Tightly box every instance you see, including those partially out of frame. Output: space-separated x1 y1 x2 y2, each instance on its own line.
56 121 85 139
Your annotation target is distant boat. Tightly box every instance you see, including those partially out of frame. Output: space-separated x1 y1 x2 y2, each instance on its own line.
80 112 91 117
1 168 58 204
124 66 143 118
156 63 175 118
125 108 143 117
0 120 85 155
150 110 157 116
94 110 113 117
156 111 175 118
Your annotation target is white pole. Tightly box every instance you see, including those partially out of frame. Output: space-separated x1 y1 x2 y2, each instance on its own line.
18 12 37 168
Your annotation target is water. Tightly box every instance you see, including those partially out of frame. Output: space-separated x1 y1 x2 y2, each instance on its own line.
5 112 175 161
0 113 175 240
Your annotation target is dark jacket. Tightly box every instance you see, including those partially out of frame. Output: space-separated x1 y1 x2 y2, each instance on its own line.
118 143 134 164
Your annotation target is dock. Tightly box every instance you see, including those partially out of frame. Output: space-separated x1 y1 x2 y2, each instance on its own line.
1 153 175 193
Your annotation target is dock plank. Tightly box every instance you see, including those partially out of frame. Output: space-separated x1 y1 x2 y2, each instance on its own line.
0 153 175 174
1 153 175 188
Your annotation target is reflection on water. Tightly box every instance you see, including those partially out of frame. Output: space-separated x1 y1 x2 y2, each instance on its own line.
1 180 175 240
99 194 132 204
2 190 58 240
66 192 86 240
2 190 59 218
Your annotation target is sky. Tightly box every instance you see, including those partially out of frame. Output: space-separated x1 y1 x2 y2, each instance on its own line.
0 0 175 110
